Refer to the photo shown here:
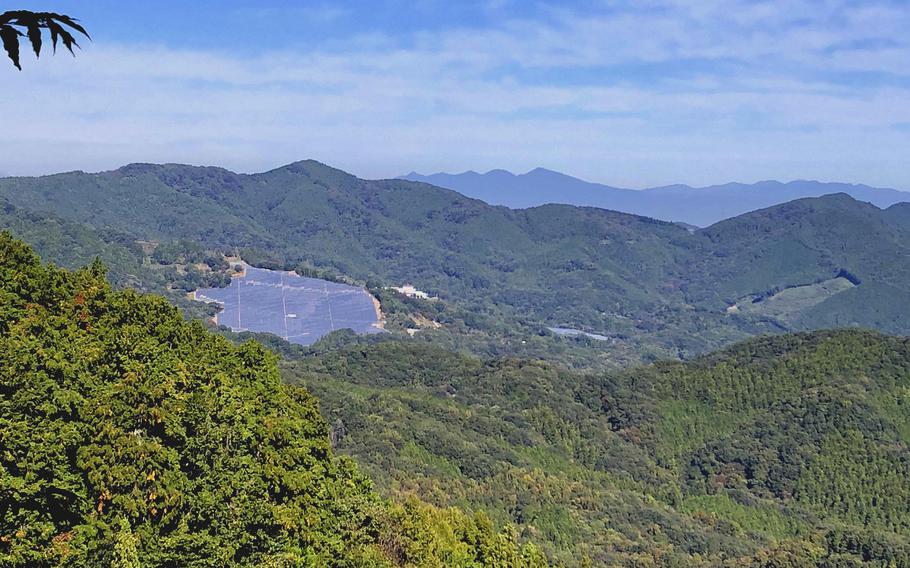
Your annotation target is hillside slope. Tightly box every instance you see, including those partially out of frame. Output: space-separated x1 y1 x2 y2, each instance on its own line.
288 330 910 566
693 194 910 331
0 234 544 567
2 162 910 365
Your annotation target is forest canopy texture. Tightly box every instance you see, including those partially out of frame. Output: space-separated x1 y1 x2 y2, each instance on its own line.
0 233 545 567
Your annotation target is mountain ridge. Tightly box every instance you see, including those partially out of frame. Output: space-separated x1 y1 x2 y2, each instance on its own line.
3 160 910 366
402 168 910 226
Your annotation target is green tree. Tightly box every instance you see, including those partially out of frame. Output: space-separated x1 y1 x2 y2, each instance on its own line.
0 232 548 567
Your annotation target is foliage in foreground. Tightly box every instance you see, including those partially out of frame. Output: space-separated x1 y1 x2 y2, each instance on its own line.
0 233 545 567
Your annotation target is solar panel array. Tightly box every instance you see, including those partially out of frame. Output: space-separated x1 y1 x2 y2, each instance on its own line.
195 266 382 345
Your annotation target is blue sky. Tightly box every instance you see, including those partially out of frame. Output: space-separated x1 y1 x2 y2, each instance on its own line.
2 1 910 188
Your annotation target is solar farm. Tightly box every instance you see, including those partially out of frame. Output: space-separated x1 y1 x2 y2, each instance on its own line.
194 265 382 346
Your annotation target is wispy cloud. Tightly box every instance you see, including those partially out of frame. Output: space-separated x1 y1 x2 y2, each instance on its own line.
1 0 909 188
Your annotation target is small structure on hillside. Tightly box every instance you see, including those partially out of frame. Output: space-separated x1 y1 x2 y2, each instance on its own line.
391 284 435 300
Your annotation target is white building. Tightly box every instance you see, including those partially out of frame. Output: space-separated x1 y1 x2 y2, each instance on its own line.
391 284 433 299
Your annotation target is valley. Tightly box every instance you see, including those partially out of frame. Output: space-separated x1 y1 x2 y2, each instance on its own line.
5 4 909 567
3 161 910 369
3 161 910 566
193 263 383 346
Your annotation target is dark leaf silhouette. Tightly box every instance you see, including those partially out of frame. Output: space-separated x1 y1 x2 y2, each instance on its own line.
0 10 89 69
25 20 41 57
0 26 21 69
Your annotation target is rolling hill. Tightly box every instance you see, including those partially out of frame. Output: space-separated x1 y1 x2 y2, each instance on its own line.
4 162 910 565
402 168 910 226
2 161 910 366
287 329 910 566
7 223 910 566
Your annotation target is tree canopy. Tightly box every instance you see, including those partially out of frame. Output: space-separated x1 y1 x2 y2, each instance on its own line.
0 232 546 567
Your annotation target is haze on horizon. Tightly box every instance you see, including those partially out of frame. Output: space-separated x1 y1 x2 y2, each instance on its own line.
2 0 910 190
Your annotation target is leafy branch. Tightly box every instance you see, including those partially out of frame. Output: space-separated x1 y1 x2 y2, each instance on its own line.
0 10 89 70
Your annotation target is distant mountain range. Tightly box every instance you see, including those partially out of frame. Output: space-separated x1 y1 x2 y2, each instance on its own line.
401 168 910 226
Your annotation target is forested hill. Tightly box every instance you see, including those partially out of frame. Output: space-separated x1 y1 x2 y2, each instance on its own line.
288 329 910 566
689 193 910 334
0 233 545 567
4 214 910 565
3 161 910 365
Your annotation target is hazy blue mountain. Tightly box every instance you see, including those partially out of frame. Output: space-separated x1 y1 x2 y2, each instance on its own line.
402 169 910 226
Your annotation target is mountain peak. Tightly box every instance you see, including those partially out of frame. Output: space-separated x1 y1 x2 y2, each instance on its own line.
115 162 166 176
268 159 325 172
259 159 356 181
526 167 562 176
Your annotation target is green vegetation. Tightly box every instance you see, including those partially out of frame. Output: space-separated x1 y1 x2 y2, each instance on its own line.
0 198 235 320
0 234 545 567
3 162 910 369
4 161 910 565
728 276 855 323
287 330 910 566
